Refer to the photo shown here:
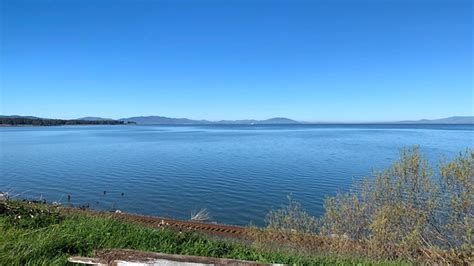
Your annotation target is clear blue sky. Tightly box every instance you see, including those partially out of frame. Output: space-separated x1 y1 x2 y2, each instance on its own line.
1 0 472 121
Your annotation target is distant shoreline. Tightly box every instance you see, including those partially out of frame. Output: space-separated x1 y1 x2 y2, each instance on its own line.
0 117 135 127
3 115 473 126
1 123 473 127
0 124 133 127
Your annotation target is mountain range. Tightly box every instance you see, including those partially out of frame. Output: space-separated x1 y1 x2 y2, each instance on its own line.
118 116 473 125
1 115 473 125
119 116 299 125
76 116 114 121
397 116 474 124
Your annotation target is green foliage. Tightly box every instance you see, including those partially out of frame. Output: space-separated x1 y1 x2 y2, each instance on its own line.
368 147 438 254
321 191 370 240
265 194 319 234
439 150 474 253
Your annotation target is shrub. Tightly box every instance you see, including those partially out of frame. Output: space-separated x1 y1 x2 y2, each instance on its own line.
439 150 473 254
250 195 321 256
320 147 473 263
265 147 473 263
265 194 318 235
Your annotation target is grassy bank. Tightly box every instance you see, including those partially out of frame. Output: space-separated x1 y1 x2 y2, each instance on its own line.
0 201 398 265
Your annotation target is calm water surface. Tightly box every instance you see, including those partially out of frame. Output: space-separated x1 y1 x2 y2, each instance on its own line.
0 124 472 225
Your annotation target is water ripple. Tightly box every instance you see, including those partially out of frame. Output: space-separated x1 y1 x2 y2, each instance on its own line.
1 124 472 226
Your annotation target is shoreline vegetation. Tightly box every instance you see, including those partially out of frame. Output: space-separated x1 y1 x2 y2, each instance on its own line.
0 117 133 126
1 115 473 126
0 147 472 264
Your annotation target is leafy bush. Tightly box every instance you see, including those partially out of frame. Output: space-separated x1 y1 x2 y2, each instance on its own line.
439 150 473 254
322 147 473 263
265 194 318 235
249 195 322 256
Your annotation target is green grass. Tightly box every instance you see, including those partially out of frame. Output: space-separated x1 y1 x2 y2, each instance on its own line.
0 201 404 265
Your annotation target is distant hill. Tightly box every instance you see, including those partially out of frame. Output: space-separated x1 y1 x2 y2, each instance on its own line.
0 115 42 120
258 117 300 124
120 116 211 125
398 116 474 124
121 115 473 125
216 117 299 125
120 116 300 125
76 117 114 121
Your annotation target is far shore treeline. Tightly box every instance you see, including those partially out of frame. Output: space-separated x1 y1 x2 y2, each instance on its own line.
0 117 132 126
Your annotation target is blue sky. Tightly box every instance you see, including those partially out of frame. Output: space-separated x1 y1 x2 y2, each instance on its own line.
1 0 472 121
